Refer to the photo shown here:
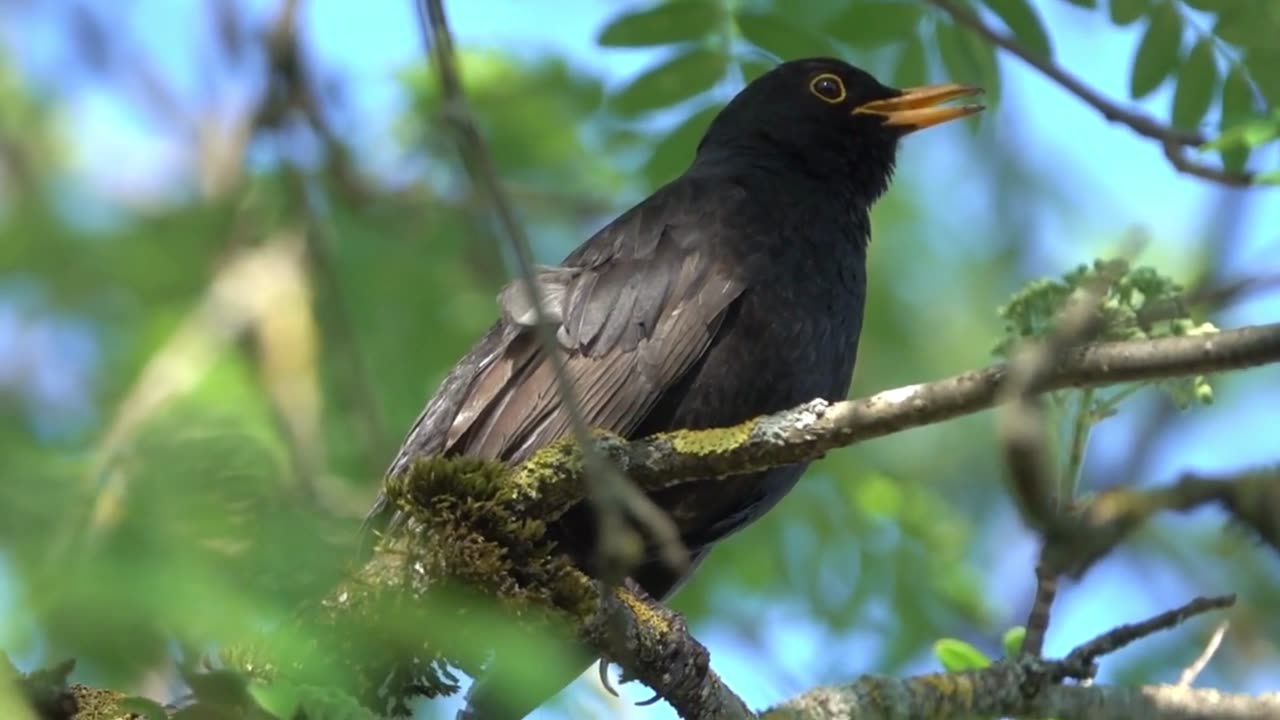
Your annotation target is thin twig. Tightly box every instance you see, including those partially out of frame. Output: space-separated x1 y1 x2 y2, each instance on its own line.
928 0 1255 187
997 256 1132 534
1059 595 1236 681
414 0 687 580
1177 621 1229 687
1022 557 1058 657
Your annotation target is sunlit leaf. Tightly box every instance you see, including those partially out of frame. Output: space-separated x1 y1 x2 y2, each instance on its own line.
1129 3 1182 98
608 48 726 116
830 1 924 48
934 637 992 671
1002 626 1026 656
734 9 841 61
1204 115 1280 151
1172 39 1218 130
597 0 723 47
982 0 1054 59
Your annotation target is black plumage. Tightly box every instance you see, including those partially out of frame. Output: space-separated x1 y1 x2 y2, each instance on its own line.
364 57 982 719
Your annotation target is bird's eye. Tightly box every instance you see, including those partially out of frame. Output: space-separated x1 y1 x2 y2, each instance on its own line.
808 73 846 104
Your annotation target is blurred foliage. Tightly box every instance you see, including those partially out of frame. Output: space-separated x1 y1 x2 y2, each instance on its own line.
0 0 1277 718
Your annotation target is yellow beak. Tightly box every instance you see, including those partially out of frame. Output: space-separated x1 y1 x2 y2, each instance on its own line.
854 83 985 132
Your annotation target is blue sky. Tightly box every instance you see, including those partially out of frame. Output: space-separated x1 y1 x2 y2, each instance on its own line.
2 0 1278 717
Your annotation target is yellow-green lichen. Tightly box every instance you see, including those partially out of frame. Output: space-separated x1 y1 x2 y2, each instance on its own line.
613 586 673 635
661 418 758 457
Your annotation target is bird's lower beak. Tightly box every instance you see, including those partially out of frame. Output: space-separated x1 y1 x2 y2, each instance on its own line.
854 83 985 133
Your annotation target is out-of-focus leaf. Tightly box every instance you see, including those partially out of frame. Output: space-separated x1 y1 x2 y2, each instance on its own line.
1182 0 1232 11
936 21 1002 108
1060 0 1096 7
893 35 929 88
1172 39 1218 130
1203 114 1280 151
1213 0 1279 48
1219 65 1258 170
1002 626 1026 656
644 104 721 187
934 637 991 671
830 1 924 48
1246 48 1280 105
1130 3 1182 98
738 57 775 83
734 9 840 61
597 0 723 47
1109 0 1149 25
1255 169 1280 184
608 48 726 116
982 0 1053 58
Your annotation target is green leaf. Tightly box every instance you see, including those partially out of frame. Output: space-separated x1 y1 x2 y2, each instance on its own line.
248 680 304 718
934 637 992 671
1130 3 1182 98
982 0 1054 59
1246 48 1280 105
738 57 775 83
893 35 929 88
598 1 723 47
1255 169 1280 184
1213 0 1278 48
936 21 1002 107
609 48 726 116
644 104 721 186
1171 39 1218 130
1204 116 1280 151
830 1 925 49
1219 65 1257 170
1002 626 1027 657
1109 0 1149 25
735 10 840 61
1060 0 1096 7
1182 0 1232 11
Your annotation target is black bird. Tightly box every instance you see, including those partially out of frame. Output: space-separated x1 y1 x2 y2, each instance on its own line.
365 57 982 718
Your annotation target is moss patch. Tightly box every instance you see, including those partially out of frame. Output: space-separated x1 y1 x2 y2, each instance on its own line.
661 418 757 458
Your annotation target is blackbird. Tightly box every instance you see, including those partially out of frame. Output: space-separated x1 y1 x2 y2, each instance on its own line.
365 57 982 718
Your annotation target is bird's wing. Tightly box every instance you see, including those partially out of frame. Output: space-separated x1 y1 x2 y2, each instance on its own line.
366 180 745 532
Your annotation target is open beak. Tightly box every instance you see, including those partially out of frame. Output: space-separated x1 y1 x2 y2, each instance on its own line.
854 83 985 133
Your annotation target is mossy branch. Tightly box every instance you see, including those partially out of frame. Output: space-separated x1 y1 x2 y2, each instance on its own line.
502 322 1280 505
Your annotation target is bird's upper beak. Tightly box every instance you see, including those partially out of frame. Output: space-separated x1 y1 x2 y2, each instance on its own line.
853 83 985 133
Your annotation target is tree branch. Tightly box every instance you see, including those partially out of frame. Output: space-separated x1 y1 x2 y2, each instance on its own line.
511 322 1280 497
928 0 1255 187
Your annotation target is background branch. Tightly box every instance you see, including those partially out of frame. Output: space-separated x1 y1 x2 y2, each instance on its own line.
415 0 686 580
928 0 1255 186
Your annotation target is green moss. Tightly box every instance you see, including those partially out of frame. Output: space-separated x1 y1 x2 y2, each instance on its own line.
661 419 757 457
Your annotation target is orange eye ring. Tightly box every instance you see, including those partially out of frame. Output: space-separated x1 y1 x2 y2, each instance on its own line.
809 73 846 103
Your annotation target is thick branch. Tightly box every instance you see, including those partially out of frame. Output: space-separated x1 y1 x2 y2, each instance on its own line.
536 323 1280 497
769 674 1280 720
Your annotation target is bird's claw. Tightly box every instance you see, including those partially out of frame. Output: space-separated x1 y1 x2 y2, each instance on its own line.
597 658 619 698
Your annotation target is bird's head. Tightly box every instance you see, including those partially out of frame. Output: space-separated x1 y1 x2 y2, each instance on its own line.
695 57 984 204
